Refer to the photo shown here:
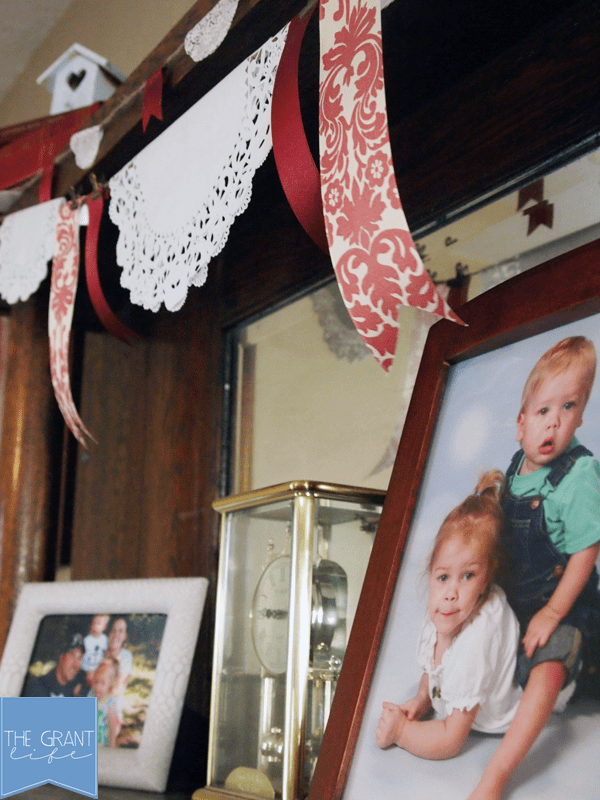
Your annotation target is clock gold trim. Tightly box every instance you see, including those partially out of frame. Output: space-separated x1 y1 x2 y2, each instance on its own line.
213 480 385 514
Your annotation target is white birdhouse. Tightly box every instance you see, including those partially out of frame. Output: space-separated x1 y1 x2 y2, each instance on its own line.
37 43 125 115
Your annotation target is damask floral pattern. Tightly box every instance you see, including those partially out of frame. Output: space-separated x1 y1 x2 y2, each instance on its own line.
319 0 463 370
49 202 94 446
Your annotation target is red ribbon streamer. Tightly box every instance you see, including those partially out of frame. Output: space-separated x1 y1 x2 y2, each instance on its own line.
39 164 54 203
318 0 464 371
49 201 96 447
0 104 100 191
271 9 328 252
85 194 140 343
143 68 165 132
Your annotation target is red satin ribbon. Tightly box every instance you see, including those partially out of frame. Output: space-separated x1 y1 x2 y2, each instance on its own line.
39 164 54 203
271 9 328 252
85 194 140 343
0 104 100 192
143 67 165 132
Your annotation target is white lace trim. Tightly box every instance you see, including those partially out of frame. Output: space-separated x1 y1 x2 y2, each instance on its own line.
109 25 288 312
0 198 63 304
70 124 104 169
184 0 239 61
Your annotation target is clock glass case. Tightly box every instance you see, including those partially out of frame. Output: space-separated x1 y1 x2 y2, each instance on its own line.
196 481 385 800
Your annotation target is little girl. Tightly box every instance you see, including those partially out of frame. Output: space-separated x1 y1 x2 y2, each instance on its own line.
90 657 122 748
376 472 522 759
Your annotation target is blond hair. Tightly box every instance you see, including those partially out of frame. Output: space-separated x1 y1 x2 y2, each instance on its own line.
427 470 505 599
520 336 596 415
96 656 119 687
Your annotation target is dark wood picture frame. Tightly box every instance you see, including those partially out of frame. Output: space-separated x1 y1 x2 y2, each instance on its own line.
309 237 600 800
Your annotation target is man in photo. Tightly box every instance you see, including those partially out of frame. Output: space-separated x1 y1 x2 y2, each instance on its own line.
22 632 86 697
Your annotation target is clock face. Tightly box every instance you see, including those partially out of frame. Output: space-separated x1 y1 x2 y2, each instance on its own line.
251 556 291 675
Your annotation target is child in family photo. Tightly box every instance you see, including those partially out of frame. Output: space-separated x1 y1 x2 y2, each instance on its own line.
376 472 522 759
468 336 600 800
82 613 110 685
90 656 122 748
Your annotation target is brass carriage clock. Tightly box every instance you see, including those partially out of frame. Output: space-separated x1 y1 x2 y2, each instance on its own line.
194 481 385 800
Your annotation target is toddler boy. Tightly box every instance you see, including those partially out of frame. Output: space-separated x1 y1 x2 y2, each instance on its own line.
468 335 600 800
83 614 109 685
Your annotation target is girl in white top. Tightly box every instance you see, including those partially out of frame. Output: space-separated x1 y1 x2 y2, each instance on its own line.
376 472 522 759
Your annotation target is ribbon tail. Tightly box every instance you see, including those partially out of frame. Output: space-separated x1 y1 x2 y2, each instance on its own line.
143 67 165 132
85 194 140 343
318 0 465 371
39 164 54 203
272 9 328 253
49 202 96 446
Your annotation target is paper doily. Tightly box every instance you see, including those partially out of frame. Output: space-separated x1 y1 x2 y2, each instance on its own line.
184 0 239 61
0 198 63 304
70 124 104 169
109 25 288 312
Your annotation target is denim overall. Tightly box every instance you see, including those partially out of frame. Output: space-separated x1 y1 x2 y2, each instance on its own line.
501 445 600 695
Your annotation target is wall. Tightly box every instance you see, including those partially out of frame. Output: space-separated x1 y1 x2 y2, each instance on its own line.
0 0 193 127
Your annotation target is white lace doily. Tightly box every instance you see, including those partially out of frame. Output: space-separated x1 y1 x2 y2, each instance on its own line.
70 124 104 169
109 25 288 312
0 198 63 304
184 0 239 61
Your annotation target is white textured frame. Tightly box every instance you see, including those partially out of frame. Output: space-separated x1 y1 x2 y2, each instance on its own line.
0 577 208 792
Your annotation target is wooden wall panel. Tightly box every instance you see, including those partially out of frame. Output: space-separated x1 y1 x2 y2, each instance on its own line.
70 260 224 716
70 332 149 579
0 294 64 654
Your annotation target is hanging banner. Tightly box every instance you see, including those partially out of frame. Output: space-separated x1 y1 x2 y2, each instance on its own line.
319 0 464 370
49 202 95 446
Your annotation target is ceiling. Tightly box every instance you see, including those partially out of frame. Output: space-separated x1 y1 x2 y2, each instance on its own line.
0 0 74 104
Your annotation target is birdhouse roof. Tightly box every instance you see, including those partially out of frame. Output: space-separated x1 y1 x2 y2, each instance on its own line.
37 43 125 92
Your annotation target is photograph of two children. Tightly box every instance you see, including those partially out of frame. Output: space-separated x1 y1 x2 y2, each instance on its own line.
345 314 600 800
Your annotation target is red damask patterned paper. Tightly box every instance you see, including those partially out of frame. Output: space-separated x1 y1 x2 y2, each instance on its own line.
319 0 464 370
49 201 95 446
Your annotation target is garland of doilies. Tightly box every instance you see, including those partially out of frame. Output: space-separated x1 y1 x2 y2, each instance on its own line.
0 0 467 443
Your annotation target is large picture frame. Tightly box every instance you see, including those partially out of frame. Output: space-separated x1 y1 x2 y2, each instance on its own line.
309 238 600 800
0 577 208 792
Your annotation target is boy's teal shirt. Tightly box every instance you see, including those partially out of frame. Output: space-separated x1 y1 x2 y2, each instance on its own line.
507 437 600 555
